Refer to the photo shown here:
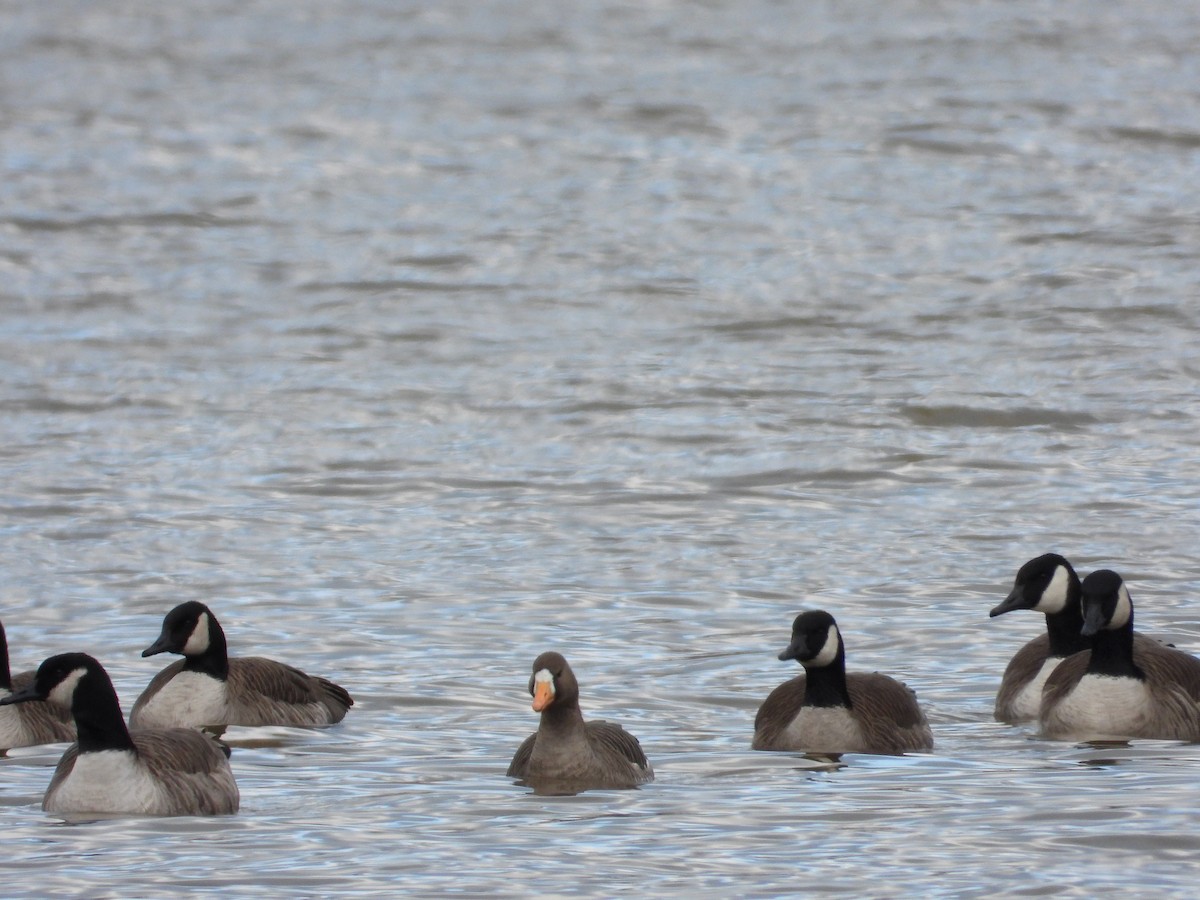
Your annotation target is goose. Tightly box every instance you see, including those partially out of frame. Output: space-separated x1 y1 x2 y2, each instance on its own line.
129 601 353 731
0 618 75 751
0 653 238 816
990 553 1092 723
507 651 652 791
1040 570 1200 741
992 555 1183 724
753 610 933 755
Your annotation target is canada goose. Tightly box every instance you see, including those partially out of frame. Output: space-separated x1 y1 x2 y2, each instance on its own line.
507 651 652 791
753 610 933 755
0 618 75 751
1040 570 1200 741
129 601 353 731
0 653 238 816
990 553 1092 723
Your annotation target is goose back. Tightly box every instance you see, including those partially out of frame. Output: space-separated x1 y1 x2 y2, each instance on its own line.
753 672 932 754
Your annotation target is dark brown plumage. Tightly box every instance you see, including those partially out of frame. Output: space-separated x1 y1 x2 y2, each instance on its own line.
507 652 652 791
1040 570 1200 741
0 653 238 816
129 601 353 730
752 610 932 755
0 619 75 750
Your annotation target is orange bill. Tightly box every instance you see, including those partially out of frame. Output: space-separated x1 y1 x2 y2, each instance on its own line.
531 678 555 712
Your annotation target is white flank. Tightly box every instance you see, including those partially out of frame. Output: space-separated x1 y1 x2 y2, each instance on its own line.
181 612 212 656
45 749 163 815
1037 565 1070 614
782 706 866 753
1010 657 1064 721
135 671 227 729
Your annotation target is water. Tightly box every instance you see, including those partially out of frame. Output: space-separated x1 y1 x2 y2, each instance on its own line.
3 0 1200 895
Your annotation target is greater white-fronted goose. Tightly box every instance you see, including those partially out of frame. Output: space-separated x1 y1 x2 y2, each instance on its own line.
507 651 652 791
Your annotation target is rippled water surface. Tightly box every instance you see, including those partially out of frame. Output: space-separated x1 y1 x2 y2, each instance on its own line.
4 0 1200 896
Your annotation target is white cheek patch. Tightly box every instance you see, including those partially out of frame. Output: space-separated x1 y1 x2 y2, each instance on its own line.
1110 584 1133 629
809 625 841 668
534 669 555 694
1038 565 1070 614
182 612 211 655
47 668 88 708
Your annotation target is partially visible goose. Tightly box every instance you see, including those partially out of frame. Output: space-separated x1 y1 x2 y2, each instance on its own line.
129 601 353 731
0 618 75 751
0 653 238 816
507 652 652 791
1040 570 1200 741
990 553 1092 723
753 610 933 755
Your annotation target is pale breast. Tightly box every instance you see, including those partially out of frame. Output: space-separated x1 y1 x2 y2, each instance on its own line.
132 671 228 730
45 750 165 815
1010 657 1065 722
1041 674 1154 740
781 706 868 754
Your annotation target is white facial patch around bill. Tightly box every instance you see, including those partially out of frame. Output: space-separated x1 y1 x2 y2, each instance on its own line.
182 612 212 655
534 668 555 696
1037 565 1070 614
807 625 841 668
1109 583 1133 630
47 667 88 710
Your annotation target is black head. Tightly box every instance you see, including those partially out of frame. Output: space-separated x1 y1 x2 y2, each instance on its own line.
778 610 843 668
143 601 218 658
0 652 101 709
1080 569 1133 636
990 553 1077 618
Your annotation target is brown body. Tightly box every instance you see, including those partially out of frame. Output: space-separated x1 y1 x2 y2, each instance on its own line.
753 672 933 754
131 657 353 729
507 652 652 791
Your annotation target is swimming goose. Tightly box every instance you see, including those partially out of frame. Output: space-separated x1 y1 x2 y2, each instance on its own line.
990 553 1092 723
0 618 75 750
129 601 353 731
0 653 238 816
1040 570 1200 741
507 651 653 791
753 610 933 755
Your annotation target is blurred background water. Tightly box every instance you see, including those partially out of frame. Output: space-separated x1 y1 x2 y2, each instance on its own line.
3 0 1200 896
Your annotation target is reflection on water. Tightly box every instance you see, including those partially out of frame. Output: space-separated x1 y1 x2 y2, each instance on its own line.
4 0 1200 896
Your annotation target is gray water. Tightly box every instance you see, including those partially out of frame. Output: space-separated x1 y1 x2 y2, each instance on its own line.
3 0 1200 895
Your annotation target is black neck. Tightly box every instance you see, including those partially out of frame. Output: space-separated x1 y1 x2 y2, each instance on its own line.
1046 601 1090 657
1086 619 1142 680
0 625 11 691
181 620 230 680
74 669 137 753
802 646 852 709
